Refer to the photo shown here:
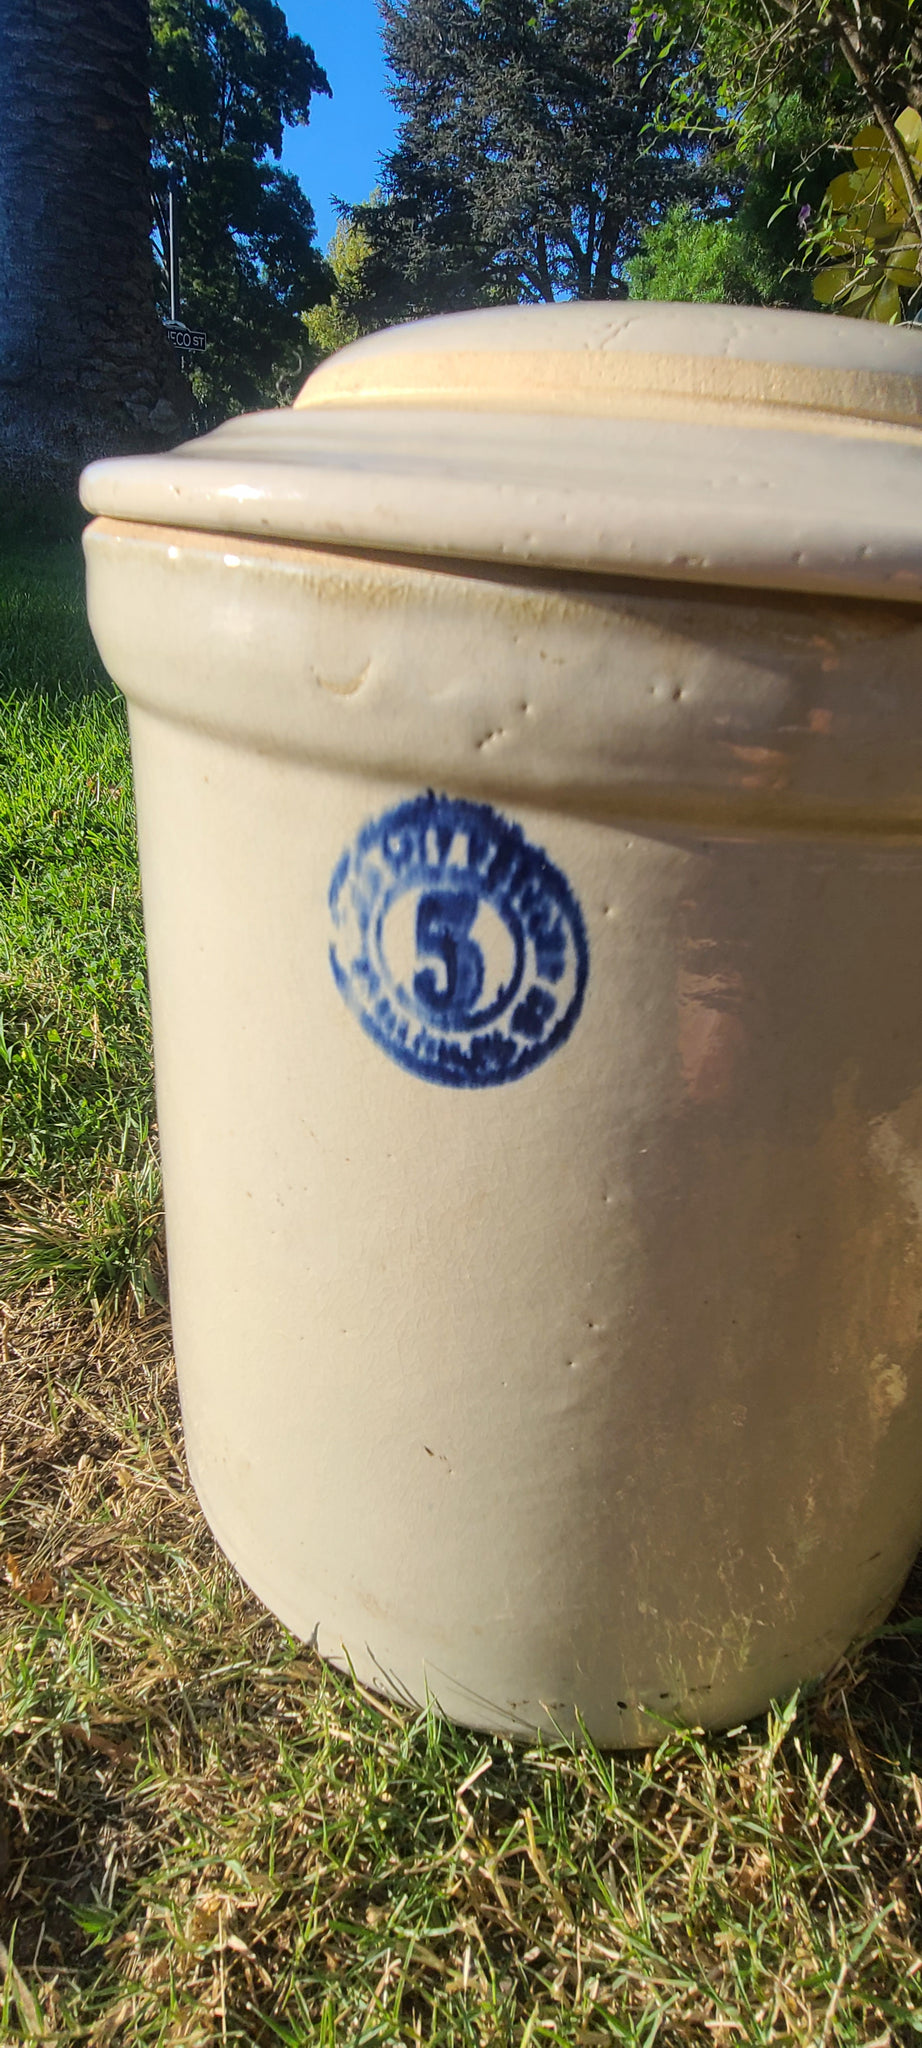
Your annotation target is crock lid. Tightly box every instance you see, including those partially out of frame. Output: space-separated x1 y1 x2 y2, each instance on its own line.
80 302 922 603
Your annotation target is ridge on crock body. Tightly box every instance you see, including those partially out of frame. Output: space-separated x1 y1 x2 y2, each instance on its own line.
80 302 922 1745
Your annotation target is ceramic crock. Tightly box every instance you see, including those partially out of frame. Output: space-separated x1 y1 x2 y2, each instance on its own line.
80 302 922 1745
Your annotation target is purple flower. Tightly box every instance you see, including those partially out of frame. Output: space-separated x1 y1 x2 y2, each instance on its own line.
627 20 638 42
798 203 812 226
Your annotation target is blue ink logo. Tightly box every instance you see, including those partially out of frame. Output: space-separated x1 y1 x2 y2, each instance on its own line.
329 794 589 1088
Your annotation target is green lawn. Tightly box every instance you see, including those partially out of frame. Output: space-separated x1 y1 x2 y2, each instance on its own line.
0 542 921 2045
0 542 161 1318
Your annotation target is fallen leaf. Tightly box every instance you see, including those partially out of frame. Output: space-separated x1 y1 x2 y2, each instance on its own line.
24 1570 57 1606
6 1554 58 1604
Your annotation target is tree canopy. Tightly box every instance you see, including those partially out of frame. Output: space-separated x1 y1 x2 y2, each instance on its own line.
151 0 332 420
631 0 922 307
627 90 845 310
631 0 920 152
348 0 716 325
305 213 379 359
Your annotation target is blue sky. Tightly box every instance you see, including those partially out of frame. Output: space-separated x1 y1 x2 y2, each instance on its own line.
280 2 399 253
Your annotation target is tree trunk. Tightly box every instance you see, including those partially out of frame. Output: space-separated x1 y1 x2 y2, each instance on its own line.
0 0 187 505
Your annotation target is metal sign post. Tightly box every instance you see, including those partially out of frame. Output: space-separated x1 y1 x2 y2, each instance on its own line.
160 173 208 354
167 175 179 325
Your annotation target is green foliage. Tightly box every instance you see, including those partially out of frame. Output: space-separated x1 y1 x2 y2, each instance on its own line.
150 0 333 424
629 93 842 309
630 0 920 157
812 106 922 320
349 0 718 324
630 0 922 319
305 212 380 360
628 206 763 303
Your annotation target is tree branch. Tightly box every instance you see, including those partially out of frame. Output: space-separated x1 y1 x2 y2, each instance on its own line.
534 230 555 301
828 4 922 258
592 204 617 296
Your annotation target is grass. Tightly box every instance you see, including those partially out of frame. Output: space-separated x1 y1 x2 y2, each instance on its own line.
0 541 161 1318
2 1299 922 2044
0 541 921 2043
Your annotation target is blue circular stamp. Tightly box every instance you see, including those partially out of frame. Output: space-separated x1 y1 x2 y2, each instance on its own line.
328 793 589 1089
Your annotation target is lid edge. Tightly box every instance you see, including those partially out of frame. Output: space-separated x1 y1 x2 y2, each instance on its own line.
297 341 922 433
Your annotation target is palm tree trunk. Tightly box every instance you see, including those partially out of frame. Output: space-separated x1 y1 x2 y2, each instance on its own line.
0 0 187 503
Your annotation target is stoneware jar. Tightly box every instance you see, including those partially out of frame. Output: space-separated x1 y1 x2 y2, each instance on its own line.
81 302 922 1747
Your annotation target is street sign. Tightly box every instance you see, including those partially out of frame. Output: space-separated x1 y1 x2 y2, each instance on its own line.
163 321 208 353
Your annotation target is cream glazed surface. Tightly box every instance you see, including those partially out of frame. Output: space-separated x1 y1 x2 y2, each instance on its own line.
81 303 922 1742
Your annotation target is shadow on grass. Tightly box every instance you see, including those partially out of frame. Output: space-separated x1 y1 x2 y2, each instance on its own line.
0 484 87 549
852 1548 922 1761
0 533 114 711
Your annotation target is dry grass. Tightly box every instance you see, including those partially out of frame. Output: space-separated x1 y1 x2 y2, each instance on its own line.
3 541 922 2041
0 1296 921 2045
